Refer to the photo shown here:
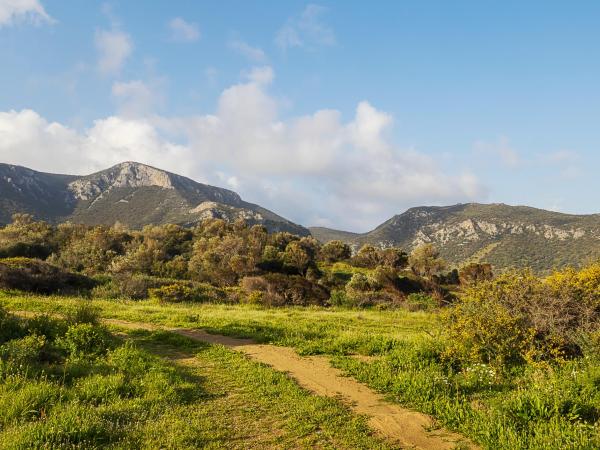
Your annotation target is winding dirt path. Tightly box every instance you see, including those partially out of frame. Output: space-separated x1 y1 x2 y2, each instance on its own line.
106 318 475 449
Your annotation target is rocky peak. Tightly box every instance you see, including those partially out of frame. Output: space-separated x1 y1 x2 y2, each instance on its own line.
68 162 174 201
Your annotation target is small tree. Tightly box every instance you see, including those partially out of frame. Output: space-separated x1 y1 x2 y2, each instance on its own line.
459 263 493 285
320 240 351 263
283 241 311 275
378 247 408 269
352 244 380 268
408 244 445 278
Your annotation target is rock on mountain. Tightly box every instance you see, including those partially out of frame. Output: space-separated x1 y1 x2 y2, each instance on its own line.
310 203 600 272
0 162 309 235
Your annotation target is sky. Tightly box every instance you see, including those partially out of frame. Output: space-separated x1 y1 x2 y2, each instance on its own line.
0 0 599 231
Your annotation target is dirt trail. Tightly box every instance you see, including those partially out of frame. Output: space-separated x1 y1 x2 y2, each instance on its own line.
106 318 474 449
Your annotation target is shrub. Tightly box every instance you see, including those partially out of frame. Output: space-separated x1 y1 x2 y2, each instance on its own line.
329 289 351 307
0 307 24 344
112 273 162 299
0 334 46 367
459 263 493 285
319 240 351 263
60 323 111 359
68 303 101 326
346 273 371 292
240 273 329 306
408 244 446 278
546 262 600 307
0 257 95 294
149 284 197 303
406 292 437 311
344 290 402 308
443 268 599 371
26 314 68 341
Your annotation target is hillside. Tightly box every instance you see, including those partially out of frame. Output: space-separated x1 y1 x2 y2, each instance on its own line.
0 162 308 235
310 203 600 272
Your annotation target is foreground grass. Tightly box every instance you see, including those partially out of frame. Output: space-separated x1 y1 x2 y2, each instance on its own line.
4 291 600 449
0 291 433 356
0 309 390 449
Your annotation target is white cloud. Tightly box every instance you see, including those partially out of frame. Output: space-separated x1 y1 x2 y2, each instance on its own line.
168 17 200 42
243 66 274 85
95 29 133 75
0 0 53 27
474 136 520 167
111 79 164 117
0 68 485 231
276 4 336 50
0 109 191 177
166 67 485 229
228 39 267 62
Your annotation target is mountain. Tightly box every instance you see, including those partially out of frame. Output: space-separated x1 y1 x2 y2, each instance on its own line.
310 203 600 272
0 162 309 235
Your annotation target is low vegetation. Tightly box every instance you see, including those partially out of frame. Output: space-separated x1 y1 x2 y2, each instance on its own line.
1 213 599 448
0 305 392 449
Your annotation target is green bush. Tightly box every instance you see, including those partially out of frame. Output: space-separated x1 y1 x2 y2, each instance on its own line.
406 293 437 312
0 306 24 344
26 314 68 341
60 324 111 359
68 303 101 326
443 267 600 371
346 273 371 292
0 334 46 367
240 273 330 306
149 284 197 303
0 257 95 294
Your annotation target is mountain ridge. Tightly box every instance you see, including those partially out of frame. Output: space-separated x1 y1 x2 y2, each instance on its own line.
0 161 309 235
310 203 600 272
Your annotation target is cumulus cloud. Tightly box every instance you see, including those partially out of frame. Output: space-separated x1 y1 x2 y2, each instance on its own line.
164 68 485 229
275 4 335 50
111 79 165 117
95 28 133 75
228 39 267 62
0 68 485 230
0 109 190 176
0 0 53 27
168 17 200 42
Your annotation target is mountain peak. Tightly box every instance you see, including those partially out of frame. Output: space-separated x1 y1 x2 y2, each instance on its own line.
0 162 309 235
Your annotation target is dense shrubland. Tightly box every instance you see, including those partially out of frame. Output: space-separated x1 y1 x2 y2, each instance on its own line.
0 214 462 308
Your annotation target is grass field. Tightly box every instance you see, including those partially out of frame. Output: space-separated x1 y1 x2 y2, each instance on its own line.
2 290 600 449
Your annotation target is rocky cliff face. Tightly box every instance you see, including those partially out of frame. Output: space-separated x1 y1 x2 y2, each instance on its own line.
310 203 600 272
0 162 308 235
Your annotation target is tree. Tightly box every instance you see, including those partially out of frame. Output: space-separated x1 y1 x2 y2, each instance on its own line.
283 241 311 275
352 244 380 268
378 247 408 269
320 240 351 263
408 244 446 278
459 263 493 285
0 213 54 259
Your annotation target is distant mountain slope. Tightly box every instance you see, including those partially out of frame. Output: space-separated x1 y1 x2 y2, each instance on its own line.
310 203 600 272
0 162 308 235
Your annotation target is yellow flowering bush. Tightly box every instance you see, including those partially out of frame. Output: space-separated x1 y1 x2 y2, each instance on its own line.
443 264 600 371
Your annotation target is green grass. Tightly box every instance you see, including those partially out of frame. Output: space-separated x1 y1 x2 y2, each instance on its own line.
3 291 600 449
0 290 435 356
0 307 391 449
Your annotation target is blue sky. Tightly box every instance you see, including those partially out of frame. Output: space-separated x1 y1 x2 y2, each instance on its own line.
0 0 599 231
